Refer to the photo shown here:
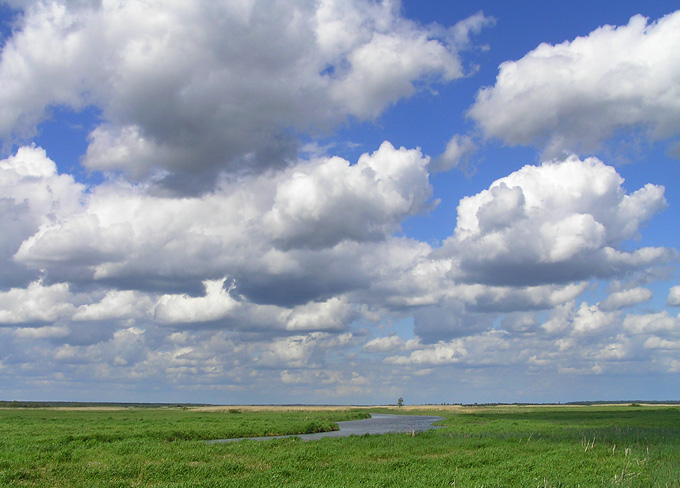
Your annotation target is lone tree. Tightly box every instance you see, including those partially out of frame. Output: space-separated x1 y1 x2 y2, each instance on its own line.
397 397 404 408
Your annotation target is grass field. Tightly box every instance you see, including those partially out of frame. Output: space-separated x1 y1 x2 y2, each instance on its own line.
0 404 678 487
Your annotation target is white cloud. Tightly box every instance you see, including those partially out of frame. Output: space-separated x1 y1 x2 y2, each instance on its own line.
0 280 76 324
596 340 631 361
599 287 652 311
264 141 432 249
280 369 311 385
667 360 680 373
253 332 358 371
73 290 154 321
449 11 496 50
279 368 372 398
0 144 58 179
386 339 466 365
643 336 680 350
363 334 420 353
542 301 577 335
380 301 677 375
256 334 321 369
572 303 615 335
14 324 70 340
500 313 538 334
384 331 516 366
0 0 466 191
363 335 407 353
459 282 589 313
0 145 84 287
11 144 434 308
468 11 680 157
623 311 680 334
0 1 94 139
154 278 240 325
329 32 461 119
356 238 446 309
444 155 670 286
668 285 680 306
7 148 668 361
282 297 356 332
432 134 477 172
0 141 672 399
54 326 147 367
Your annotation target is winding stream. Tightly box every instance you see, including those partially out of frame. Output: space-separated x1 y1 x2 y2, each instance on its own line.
207 413 445 443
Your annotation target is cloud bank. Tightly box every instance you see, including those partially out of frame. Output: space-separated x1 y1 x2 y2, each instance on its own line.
1 142 675 401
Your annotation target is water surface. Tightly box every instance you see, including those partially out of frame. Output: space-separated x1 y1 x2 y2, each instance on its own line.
207 413 444 443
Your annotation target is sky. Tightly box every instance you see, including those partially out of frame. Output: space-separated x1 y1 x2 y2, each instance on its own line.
0 0 679 405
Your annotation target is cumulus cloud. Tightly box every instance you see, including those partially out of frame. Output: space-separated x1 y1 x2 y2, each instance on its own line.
73 290 153 322
329 31 461 119
264 142 433 249
256 335 320 369
282 297 357 332
54 326 147 367
385 330 517 366
407 281 587 341
0 143 438 336
0 145 84 288
668 285 680 306
599 287 652 311
0 0 470 192
571 303 615 335
14 324 70 340
5 144 671 357
363 335 406 353
256 332 355 369
1 140 671 349
381 300 678 376
468 10 680 157
623 311 679 334
442 155 671 286
12 143 433 303
459 282 589 313
363 334 419 353
643 336 680 350
0 280 76 324
154 278 241 325
386 338 466 366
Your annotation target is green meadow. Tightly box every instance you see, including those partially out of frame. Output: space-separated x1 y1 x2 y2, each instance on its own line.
0 404 678 487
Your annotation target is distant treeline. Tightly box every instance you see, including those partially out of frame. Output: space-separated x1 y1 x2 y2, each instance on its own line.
562 400 679 406
454 400 679 407
0 401 210 408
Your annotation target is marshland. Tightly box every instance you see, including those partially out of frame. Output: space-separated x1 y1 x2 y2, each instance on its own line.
1 403 678 487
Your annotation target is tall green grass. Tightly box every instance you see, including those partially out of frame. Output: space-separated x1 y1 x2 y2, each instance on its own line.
0 405 678 487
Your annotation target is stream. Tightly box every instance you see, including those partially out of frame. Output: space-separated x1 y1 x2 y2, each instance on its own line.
207 413 445 443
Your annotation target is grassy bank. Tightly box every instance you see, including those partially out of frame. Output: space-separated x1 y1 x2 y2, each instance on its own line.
0 404 678 487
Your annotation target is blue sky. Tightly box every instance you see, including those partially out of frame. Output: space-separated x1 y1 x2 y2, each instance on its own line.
0 0 678 405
